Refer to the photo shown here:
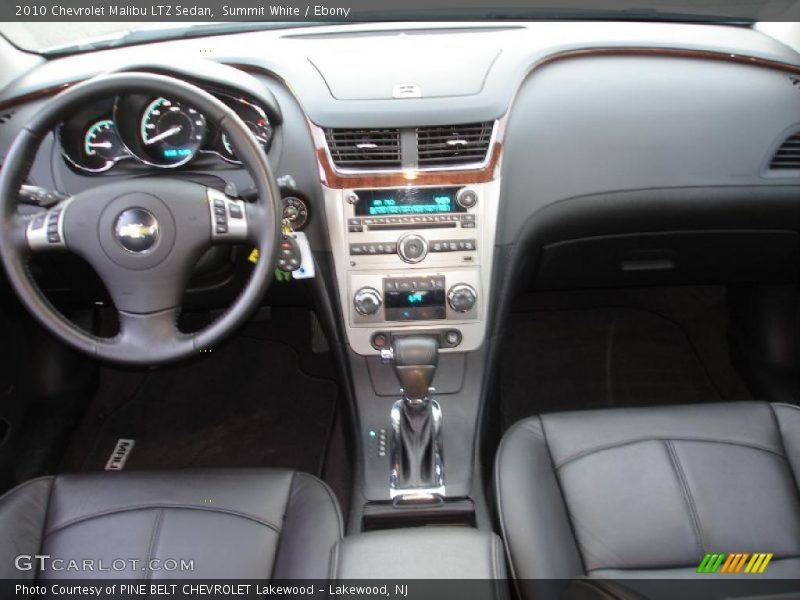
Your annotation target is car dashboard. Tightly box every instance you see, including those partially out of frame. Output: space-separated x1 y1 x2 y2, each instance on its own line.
1 21 799 360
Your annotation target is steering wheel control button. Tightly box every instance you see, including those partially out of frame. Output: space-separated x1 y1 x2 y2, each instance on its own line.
456 188 479 209
207 189 247 242
114 208 160 254
353 287 383 316
397 233 428 264
27 198 75 250
447 283 478 313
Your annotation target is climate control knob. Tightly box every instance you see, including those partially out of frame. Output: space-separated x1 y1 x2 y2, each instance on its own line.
353 287 383 316
397 233 428 264
447 284 477 313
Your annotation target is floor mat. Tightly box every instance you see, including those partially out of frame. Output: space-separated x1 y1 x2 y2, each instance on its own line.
500 288 753 428
60 320 338 477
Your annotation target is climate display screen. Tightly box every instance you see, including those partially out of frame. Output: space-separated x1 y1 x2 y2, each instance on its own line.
384 290 447 321
354 187 465 216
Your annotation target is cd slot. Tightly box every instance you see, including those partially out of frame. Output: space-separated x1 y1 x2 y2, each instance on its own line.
369 222 458 231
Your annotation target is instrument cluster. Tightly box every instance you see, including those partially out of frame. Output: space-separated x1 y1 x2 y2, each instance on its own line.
59 90 274 173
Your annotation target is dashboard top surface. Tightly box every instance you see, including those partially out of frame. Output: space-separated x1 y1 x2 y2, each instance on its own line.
2 21 799 128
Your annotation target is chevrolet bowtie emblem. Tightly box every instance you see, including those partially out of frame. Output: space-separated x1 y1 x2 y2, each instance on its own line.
114 208 160 253
118 223 157 239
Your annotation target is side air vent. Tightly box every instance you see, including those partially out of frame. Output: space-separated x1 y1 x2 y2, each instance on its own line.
769 132 800 170
417 122 493 167
324 128 401 169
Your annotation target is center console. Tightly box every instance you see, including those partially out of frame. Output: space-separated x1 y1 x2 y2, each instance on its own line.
323 179 500 355
315 119 503 526
333 527 508 586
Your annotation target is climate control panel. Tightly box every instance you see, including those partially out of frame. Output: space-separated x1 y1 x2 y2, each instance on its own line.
350 271 480 326
324 179 500 355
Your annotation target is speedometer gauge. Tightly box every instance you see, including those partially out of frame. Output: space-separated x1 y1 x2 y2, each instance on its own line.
139 98 207 166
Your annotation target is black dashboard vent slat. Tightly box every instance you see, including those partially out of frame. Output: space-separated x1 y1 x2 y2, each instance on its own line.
769 132 800 170
0 111 15 125
417 122 493 166
325 128 401 169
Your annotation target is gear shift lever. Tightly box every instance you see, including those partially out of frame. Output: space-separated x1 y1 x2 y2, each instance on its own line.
382 336 444 496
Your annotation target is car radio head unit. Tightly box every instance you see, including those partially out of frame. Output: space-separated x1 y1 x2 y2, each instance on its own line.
353 187 466 216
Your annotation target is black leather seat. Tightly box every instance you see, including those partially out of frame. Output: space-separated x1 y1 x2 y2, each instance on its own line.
495 401 800 586
0 469 342 579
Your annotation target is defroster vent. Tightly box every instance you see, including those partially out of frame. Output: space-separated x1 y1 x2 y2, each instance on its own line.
769 131 800 170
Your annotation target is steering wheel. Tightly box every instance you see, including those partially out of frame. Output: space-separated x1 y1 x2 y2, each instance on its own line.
0 72 281 365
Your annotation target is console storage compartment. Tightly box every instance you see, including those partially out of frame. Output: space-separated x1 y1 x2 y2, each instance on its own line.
332 527 507 585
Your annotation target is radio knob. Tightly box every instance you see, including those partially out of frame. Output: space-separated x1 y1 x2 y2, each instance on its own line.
456 188 478 209
346 192 360 205
448 284 477 313
353 287 382 316
397 233 428 264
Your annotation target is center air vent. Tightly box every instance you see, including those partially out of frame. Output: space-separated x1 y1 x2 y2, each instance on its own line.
324 128 401 169
769 131 800 170
417 122 493 167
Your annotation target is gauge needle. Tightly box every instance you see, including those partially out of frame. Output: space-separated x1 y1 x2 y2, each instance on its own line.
145 126 182 145
87 142 113 149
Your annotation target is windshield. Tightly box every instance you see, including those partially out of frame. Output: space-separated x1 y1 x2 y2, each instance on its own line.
0 22 327 54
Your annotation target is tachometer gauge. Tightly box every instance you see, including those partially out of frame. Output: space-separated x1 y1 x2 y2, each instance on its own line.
139 98 207 166
220 118 273 162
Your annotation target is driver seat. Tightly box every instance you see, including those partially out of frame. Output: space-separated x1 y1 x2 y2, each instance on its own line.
0 469 342 579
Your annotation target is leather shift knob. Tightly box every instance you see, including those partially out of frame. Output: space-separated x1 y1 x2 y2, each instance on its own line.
392 336 438 402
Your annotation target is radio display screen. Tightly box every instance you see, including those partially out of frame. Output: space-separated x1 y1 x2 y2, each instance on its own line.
354 187 465 216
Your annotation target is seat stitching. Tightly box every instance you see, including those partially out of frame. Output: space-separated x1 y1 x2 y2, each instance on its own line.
329 540 339 580
555 436 783 469
44 504 282 537
665 440 705 556
772 402 800 412
493 417 525 585
541 417 589 575
35 477 56 579
143 509 163 583
295 471 344 538
268 470 297 580
0 475 54 503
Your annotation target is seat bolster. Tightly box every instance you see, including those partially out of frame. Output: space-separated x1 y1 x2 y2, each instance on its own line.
0 477 53 579
495 417 584 580
772 402 800 485
271 471 343 579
